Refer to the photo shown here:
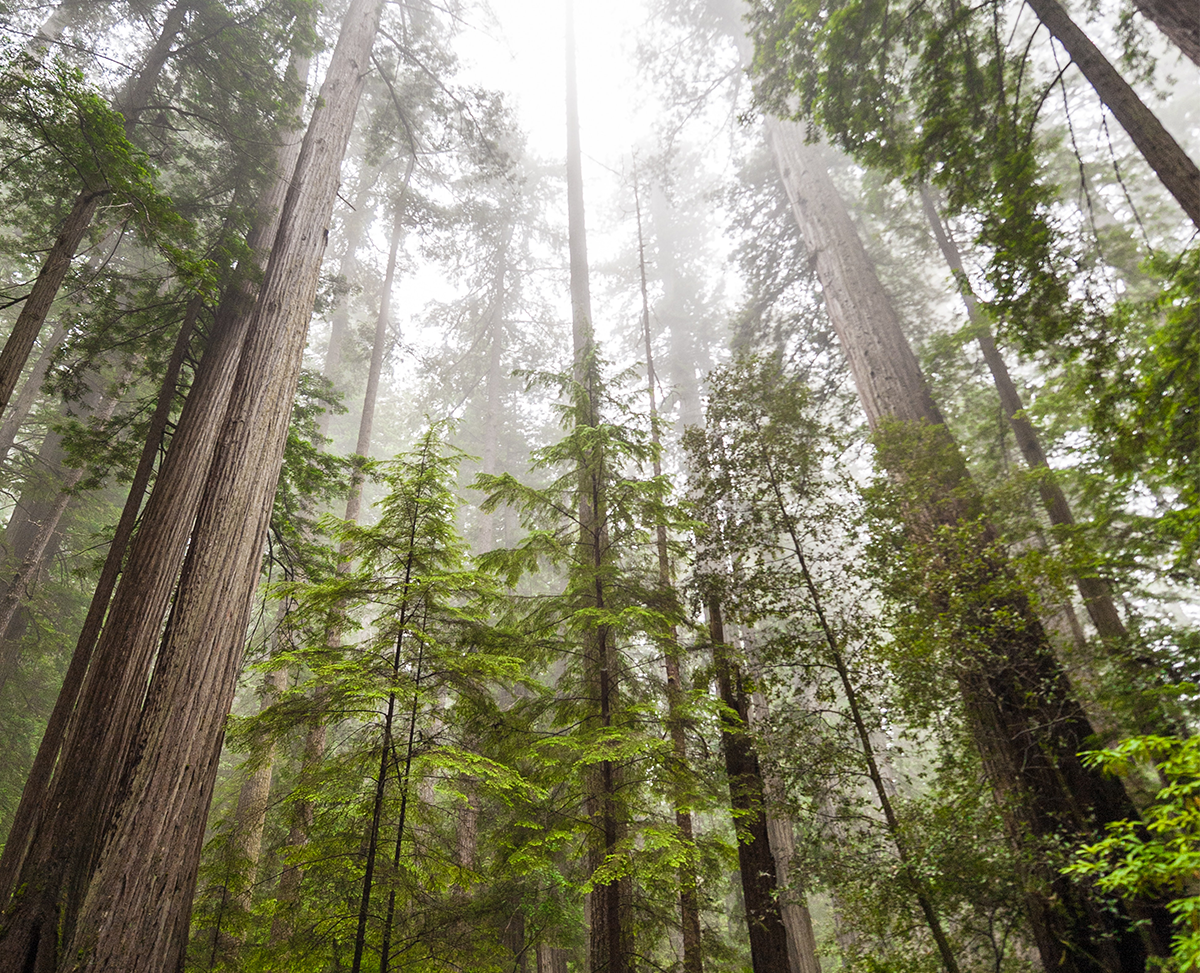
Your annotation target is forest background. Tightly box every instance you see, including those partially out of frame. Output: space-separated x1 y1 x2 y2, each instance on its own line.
0 0 1195 970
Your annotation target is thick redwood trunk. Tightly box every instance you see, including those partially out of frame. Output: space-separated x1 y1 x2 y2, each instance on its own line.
708 599 791 973
1022 0 1200 227
0 299 197 909
0 92 307 973
59 4 382 967
765 117 1171 973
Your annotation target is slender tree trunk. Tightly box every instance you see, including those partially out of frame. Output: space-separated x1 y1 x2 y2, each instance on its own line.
634 168 704 973
52 6 383 968
764 116 1172 973
566 4 630 971
708 598 791 973
477 220 513 550
0 381 127 694
1130 0 1199 65
319 162 383 438
230 666 289 914
0 0 189 423
1022 0 1200 227
647 185 703 430
918 188 1127 643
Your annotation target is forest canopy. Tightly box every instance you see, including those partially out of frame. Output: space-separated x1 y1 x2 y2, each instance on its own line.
0 0 1195 971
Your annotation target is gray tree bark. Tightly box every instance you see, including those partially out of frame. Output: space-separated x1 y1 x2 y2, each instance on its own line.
1131 0 1199 65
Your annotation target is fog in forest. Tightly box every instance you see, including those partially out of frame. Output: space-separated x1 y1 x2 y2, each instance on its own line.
0 0 1196 971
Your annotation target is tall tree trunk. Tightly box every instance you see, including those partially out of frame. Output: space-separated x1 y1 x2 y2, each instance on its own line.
0 0 189 423
707 598 791 973
0 60 308 970
1130 0 1199 65
647 185 703 430
0 296 198 911
1022 0 1200 227
918 187 1126 644
59 2 382 967
566 4 630 971
0 392 119 694
764 116 1171 973
634 167 704 973
319 162 383 439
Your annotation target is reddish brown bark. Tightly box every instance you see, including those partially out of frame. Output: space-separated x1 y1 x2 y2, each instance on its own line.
60 2 382 968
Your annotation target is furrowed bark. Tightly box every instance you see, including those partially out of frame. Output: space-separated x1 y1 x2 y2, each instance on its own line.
765 115 1171 973
0 299 197 910
0 68 309 971
1023 0 1200 228
708 598 792 973
61 2 382 967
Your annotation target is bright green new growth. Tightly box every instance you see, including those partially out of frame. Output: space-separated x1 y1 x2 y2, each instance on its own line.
1066 735 1200 973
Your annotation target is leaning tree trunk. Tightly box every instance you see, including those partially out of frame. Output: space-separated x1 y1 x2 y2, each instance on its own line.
1022 0 1200 228
765 116 1172 973
707 598 792 973
0 297 198 911
0 0 189 423
0 373 131 692
1130 0 1199 65
0 60 309 969
59 2 383 968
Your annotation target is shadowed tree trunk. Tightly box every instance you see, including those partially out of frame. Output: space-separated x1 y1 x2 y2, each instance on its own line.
919 187 1182 739
707 598 791 973
764 115 1171 973
1022 0 1200 228
0 321 68 468
0 60 309 972
58 3 383 968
